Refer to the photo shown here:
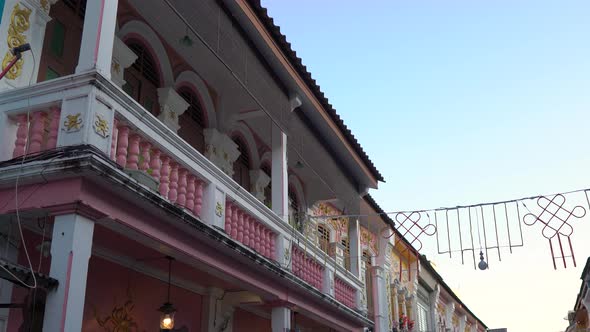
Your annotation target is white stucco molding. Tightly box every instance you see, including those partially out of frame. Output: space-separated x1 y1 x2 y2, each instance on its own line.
118 20 174 87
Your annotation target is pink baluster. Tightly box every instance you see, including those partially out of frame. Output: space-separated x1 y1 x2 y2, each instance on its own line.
28 111 47 153
250 218 257 249
127 134 141 170
253 222 261 253
110 118 119 161
231 205 239 239
150 149 162 180
225 202 233 234
236 211 244 242
139 141 152 171
47 107 60 149
243 215 251 247
168 162 179 203
116 126 130 167
186 175 196 212
159 156 171 198
260 228 267 257
12 114 28 157
194 180 204 216
177 168 187 207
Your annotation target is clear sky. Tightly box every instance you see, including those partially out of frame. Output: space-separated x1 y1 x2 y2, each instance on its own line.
261 1 590 331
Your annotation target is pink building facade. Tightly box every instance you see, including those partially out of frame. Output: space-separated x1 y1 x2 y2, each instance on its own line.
0 1 487 332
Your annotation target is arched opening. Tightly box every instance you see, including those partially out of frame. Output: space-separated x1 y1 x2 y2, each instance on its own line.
288 185 302 231
317 224 330 254
232 136 251 190
38 0 86 82
123 41 160 115
261 163 272 208
177 87 206 153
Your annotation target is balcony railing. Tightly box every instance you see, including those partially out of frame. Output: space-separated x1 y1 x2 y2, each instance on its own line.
0 71 363 311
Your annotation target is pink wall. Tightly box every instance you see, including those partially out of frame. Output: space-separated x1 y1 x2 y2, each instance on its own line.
82 256 202 331
233 308 271 332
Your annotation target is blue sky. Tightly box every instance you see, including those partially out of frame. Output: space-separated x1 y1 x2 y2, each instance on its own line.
261 1 590 331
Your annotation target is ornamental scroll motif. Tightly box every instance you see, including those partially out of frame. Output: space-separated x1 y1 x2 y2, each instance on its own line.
1 4 31 80
360 226 377 254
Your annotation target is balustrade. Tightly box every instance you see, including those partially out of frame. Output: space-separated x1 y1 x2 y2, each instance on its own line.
292 246 324 290
110 120 205 217
335 277 356 309
11 108 61 158
224 201 276 260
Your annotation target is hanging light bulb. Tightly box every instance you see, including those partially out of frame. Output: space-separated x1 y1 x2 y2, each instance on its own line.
478 251 488 270
179 26 193 47
158 256 176 331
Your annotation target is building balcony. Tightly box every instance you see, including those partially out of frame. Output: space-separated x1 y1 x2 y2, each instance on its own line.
0 70 364 313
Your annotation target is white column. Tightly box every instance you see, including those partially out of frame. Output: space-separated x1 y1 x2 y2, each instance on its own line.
43 214 94 332
372 266 389 332
75 0 118 78
349 219 361 277
271 307 291 332
271 123 288 222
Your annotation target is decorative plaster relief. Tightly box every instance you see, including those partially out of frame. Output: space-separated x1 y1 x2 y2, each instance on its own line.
1 3 31 80
62 113 83 133
157 87 189 133
93 114 109 138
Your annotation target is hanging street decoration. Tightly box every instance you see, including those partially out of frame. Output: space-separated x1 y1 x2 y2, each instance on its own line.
308 188 590 270
522 194 586 269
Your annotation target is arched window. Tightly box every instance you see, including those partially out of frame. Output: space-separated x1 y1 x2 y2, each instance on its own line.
232 137 251 190
261 163 272 208
317 224 330 253
123 42 160 115
178 87 205 153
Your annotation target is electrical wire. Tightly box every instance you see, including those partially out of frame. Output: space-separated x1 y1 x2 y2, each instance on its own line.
3 47 39 289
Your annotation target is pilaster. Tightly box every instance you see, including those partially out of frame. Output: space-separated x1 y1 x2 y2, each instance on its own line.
372 265 388 332
271 123 288 222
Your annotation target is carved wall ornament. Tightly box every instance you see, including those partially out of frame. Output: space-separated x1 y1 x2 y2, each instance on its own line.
284 247 290 262
63 113 83 133
215 201 223 217
1 3 32 80
93 114 110 138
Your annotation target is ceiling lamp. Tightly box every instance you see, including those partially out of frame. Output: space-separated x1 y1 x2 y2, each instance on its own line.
159 256 176 331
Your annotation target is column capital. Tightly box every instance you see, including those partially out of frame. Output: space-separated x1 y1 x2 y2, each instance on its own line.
249 169 270 202
157 87 190 133
111 37 137 88
204 128 240 176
